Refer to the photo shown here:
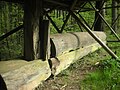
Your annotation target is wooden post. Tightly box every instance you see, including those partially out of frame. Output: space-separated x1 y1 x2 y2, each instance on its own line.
24 0 43 60
39 20 50 60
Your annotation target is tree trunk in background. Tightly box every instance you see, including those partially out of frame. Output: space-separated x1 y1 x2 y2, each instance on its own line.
24 0 42 60
112 0 117 32
94 1 105 31
118 3 120 31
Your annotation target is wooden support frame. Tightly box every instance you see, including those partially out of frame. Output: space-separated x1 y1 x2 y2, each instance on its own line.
92 1 105 30
77 2 88 14
45 12 61 33
70 10 119 59
44 0 69 8
77 5 120 12
60 13 70 33
89 2 120 41
77 13 91 29
0 25 23 41
60 0 78 33
112 14 120 28
44 0 78 33
76 2 94 30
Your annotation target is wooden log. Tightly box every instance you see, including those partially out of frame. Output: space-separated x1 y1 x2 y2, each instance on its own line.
50 31 106 57
0 31 107 90
55 42 104 75
0 60 51 90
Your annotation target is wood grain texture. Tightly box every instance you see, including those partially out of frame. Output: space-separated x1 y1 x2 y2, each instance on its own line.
0 60 51 90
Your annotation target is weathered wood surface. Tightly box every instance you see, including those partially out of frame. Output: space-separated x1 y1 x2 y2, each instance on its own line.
0 31 106 90
55 43 105 75
50 31 106 56
0 60 51 90
24 0 42 60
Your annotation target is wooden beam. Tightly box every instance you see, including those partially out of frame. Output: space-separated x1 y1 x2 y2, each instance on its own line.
0 25 23 41
77 2 87 13
70 11 119 59
112 14 120 29
60 0 78 33
78 13 91 28
107 40 120 42
44 0 69 7
1 0 24 4
79 5 120 12
45 12 61 33
60 13 70 33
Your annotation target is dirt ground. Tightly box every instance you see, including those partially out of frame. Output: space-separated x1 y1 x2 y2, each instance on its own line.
35 49 109 90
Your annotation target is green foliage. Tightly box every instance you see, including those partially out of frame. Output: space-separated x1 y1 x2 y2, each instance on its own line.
0 2 23 60
50 16 64 34
80 22 120 89
50 13 80 33
80 59 120 90
80 11 95 29
0 1 120 60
